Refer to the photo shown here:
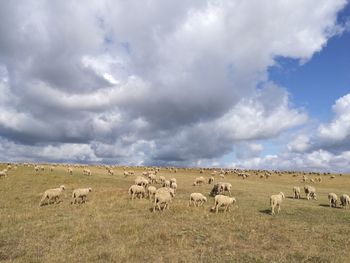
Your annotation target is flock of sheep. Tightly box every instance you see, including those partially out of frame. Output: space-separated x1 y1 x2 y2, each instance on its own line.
1 163 348 215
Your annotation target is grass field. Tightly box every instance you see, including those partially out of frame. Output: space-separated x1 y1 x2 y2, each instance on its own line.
1 164 350 262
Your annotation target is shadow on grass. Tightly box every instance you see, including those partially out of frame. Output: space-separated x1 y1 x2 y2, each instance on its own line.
319 204 342 209
259 209 272 215
287 196 308 200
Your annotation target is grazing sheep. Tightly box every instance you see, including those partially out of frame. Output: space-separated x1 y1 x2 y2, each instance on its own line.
293 186 301 199
147 186 157 201
39 185 65 206
153 188 175 212
34 166 39 172
148 173 157 184
50 166 54 172
208 176 214 184
156 187 175 198
218 182 232 196
304 186 317 200
189 193 207 207
128 185 146 200
270 192 285 215
83 169 92 176
108 169 114 175
71 188 92 204
209 183 222 197
193 176 205 186
340 194 350 209
158 176 166 184
219 173 225 179
135 176 149 187
124 171 130 177
67 167 73 175
211 195 236 213
328 193 338 208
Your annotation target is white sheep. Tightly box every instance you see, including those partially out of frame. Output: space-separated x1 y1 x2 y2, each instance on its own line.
147 186 157 201
170 178 177 186
218 182 232 196
340 194 350 209
83 169 92 176
193 176 205 186
163 180 171 188
211 195 236 213
189 193 207 207
304 186 317 200
128 185 145 200
153 188 175 212
148 173 157 184
135 176 149 187
158 176 166 184
170 182 177 193
208 176 214 184
293 186 301 199
39 185 65 206
328 193 338 208
67 167 73 175
270 192 285 215
0 170 7 178
71 188 92 204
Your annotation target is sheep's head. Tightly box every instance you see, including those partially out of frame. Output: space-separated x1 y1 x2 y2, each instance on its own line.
280 192 285 199
88 188 92 192
60 185 65 190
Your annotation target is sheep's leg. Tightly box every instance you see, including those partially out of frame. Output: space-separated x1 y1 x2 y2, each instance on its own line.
271 205 275 215
216 203 219 214
277 204 281 214
228 190 232 196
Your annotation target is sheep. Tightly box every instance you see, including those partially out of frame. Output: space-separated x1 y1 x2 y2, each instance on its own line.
147 186 157 201
124 171 130 177
0 170 7 178
108 169 114 175
135 176 149 187
128 185 146 200
170 182 177 193
270 192 285 215
83 169 92 176
71 188 92 204
50 166 54 172
170 178 177 187
328 193 338 208
158 176 166 184
208 176 214 184
209 183 222 197
211 195 236 213
193 176 205 186
163 180 171 188
189 193 207 207
34 166 40 172
293 186 301 199
218 182 232 196
340 194 350 209
156 187 175 198
39 185 65 206
219 173 225 179
148 173 157 184
304 186 317 200
40 165 45 171
67 167 73 175
153 188 175 212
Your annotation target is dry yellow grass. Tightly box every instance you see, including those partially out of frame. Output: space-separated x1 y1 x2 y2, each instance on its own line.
1 164 350 262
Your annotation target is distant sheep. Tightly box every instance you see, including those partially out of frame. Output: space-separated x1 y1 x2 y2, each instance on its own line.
39 185 65 206
71 188 92 204
67 168 73 175
128 185 145 200
208 176 214 184
193 176 205 186
340 194 350 209
304 186 317 200
0 170 7 178
328 193 338 208
270 192 285 215
293 186 300 199
211 195 236 213
189 193 207 207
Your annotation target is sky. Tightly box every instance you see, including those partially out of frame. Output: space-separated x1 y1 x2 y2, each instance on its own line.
0 0 350 172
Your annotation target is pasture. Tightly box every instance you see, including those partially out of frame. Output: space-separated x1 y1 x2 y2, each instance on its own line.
1 164 350 262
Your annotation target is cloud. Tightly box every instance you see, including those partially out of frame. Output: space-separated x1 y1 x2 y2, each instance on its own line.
0 0 347 167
